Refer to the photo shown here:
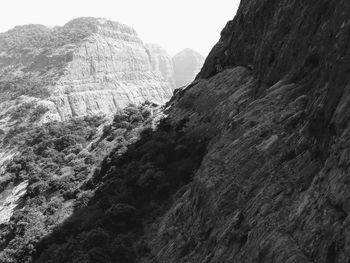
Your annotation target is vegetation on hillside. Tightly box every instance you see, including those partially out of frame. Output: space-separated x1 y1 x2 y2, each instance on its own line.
28 111 209 262
0 18 99 52
0 102 165 263
0 17 103 102
0 75 51 102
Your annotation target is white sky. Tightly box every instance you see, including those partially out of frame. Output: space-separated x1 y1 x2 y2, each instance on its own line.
0 0 240 56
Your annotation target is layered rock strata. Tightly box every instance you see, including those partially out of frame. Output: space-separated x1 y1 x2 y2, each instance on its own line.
0 17 173 121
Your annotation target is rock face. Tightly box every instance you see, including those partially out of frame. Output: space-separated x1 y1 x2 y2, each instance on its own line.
0 181 28 225
173 48 204 87
151 0 350 262
0 17 173 120
146 43 176 89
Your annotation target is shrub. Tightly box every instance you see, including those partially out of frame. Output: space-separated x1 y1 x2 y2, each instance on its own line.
10 101 36 121
30 105 49 122
75 190 94 209
0 76 51 99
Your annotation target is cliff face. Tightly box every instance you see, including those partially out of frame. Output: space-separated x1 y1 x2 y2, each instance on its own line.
151 0 350 262
146 43 176 89
173 48 204 87
0 18 173 121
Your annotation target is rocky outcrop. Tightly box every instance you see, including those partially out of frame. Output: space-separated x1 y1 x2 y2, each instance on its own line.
0 181 28 225
173 48 204 87
0 17 173 120
146 43 176 89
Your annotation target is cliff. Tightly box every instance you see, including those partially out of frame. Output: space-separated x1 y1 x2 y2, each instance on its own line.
155 0 350 261
0 17 173 121
173 48 204 87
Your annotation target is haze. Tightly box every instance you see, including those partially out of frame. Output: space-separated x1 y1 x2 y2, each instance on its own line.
0 0 240 56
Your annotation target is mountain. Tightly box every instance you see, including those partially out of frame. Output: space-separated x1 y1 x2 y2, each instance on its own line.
0 17 173 121
0 17 207 263
173 48 204 87
2 1 350 262
0 102 165 262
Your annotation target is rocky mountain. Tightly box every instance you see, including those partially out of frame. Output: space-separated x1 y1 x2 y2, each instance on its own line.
2 1 350 262
173 48 204 87
0 17 173 121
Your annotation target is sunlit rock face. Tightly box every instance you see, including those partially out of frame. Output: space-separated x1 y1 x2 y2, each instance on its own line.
0 17 173 121
173 48 204 88
146 43 176 90
0 181 28 225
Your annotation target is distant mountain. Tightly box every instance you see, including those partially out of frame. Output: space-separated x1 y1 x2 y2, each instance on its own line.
173 48 204 87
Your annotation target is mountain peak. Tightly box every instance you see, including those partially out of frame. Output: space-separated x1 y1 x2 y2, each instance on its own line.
0 17 139 52
173 48 204 87
63 17 138 37
175 48 203 58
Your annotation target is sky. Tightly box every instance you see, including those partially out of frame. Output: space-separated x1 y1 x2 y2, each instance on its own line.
0 0 240 56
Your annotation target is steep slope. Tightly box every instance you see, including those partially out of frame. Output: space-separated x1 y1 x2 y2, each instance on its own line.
173 48 204 87
152 0 350 262
146 43 176 90
0 17 173 121
0 102 163 262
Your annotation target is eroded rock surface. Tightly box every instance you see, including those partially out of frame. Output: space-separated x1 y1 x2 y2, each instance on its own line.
0 17 173 121
151 0 350 262
0 181 28 225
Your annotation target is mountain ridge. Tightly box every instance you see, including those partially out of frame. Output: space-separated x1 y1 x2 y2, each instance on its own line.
0 17 204 125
